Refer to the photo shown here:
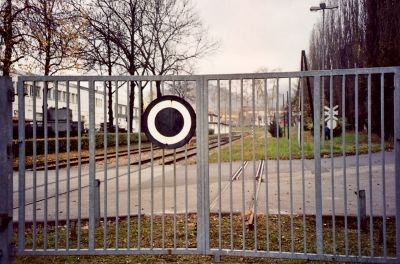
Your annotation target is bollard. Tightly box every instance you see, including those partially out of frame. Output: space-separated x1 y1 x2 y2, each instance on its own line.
94 179 101 226
358 190 367 230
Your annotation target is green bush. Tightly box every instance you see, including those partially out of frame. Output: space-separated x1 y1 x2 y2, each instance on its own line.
14 133 148 156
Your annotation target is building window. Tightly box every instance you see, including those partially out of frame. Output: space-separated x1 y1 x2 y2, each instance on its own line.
35 86 41 98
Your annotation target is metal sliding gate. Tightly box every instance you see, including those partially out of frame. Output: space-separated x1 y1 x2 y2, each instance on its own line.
0 67 399 263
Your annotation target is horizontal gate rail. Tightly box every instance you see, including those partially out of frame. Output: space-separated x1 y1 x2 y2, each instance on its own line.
9 66 400 263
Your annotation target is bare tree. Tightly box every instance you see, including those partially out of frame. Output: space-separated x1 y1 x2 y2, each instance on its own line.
0 0 30 76
21 0 84 76
142 0 218 98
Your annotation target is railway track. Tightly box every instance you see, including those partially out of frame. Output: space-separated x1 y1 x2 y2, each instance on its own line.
22 134 242 171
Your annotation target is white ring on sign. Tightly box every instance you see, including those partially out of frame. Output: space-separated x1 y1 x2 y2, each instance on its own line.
147 100 192 145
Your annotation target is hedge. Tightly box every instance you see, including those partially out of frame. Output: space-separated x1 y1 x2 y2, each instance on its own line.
13 133 148 157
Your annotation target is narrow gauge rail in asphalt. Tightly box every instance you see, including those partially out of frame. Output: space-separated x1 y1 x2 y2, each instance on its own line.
21 134 243 171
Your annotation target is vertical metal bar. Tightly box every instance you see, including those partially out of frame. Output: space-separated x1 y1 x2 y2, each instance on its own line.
54 81 59 250
162 148 165 249
0 76 13 262
185 142 188 249
43 81 49 250
32 81 37 251
138 81 142 249
184 83 188 250
173 149 177 249
150 82 154 250
342 75 349 256
380 73 387 258
88 80 96 250
252 79 257 250
355 74 361 257
264 79 270 252
217 80 222 250
276 78 282 252
162 81 165 249
329 75 336 255
204 77 210 252
115 80 119 249
313 75 323 255
394 69 400 259
301 77 307 254
103 81 108 249
17 80 26 252
66 81 71 251
240 78 245 251
196 77 205 253
228 79 233 251
367 74 374 257
127 81 131 249
321 77 325 147
288 78 294 254
77 81 82 249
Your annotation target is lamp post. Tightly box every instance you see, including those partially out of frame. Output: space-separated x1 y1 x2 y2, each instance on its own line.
310 2 338 147
310 2 338 70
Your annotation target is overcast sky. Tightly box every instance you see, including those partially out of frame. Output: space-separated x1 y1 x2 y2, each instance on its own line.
195 0 323 74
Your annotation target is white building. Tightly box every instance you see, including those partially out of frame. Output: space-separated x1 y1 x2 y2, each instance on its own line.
11 72 139 132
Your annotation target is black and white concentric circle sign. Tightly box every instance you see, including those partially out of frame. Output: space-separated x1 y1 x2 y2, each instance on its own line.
141 95 196 149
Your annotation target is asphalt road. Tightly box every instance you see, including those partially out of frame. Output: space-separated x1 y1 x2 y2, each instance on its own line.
13 151 396 222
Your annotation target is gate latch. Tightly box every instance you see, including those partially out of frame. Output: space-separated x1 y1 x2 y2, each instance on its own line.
0 214 12 232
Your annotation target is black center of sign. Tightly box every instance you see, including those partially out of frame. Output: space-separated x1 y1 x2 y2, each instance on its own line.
154 107 184 137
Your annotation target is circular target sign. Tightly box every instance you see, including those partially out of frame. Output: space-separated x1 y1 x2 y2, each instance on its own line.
141 95 196 149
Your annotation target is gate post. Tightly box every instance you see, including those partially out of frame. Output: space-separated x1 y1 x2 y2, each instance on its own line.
196 76 210 254
394 69 400 259
0 77 14 263
313 75 323 255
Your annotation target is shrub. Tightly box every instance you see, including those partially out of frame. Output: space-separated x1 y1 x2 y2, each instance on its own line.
268 119 283 138
14 133 148 157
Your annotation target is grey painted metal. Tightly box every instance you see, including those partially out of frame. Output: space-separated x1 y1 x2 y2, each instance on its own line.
43 81 49 250
355 75 361 257
0 77 13 264
395 69 400 259
217 80 222 250
367 74 374 257
18 79 26 252
240 78 245 251
228 80 233 251
252 79 257 250
300 78 307 254
329 75 336 255
77 81 82 250
288 78 294 254
342 76 349 256
380 73 387 258
115 81 120 249
11 68 400 263
264 79 270 252
103 81 108 249
127 82 131 249
32 81 37 251
276 78 282 252
196 77 205 253
313 75 323 255
88 80 96 250
66 81 71 250
138 81 142 249
54 81 60 250
321 79 325 147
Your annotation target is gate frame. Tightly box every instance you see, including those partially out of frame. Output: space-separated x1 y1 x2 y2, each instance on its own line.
3 67 400 263
0 77 14 264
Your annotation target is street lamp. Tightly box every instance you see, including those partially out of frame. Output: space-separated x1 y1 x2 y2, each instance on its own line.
310 2 338 147
310 2 338 70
